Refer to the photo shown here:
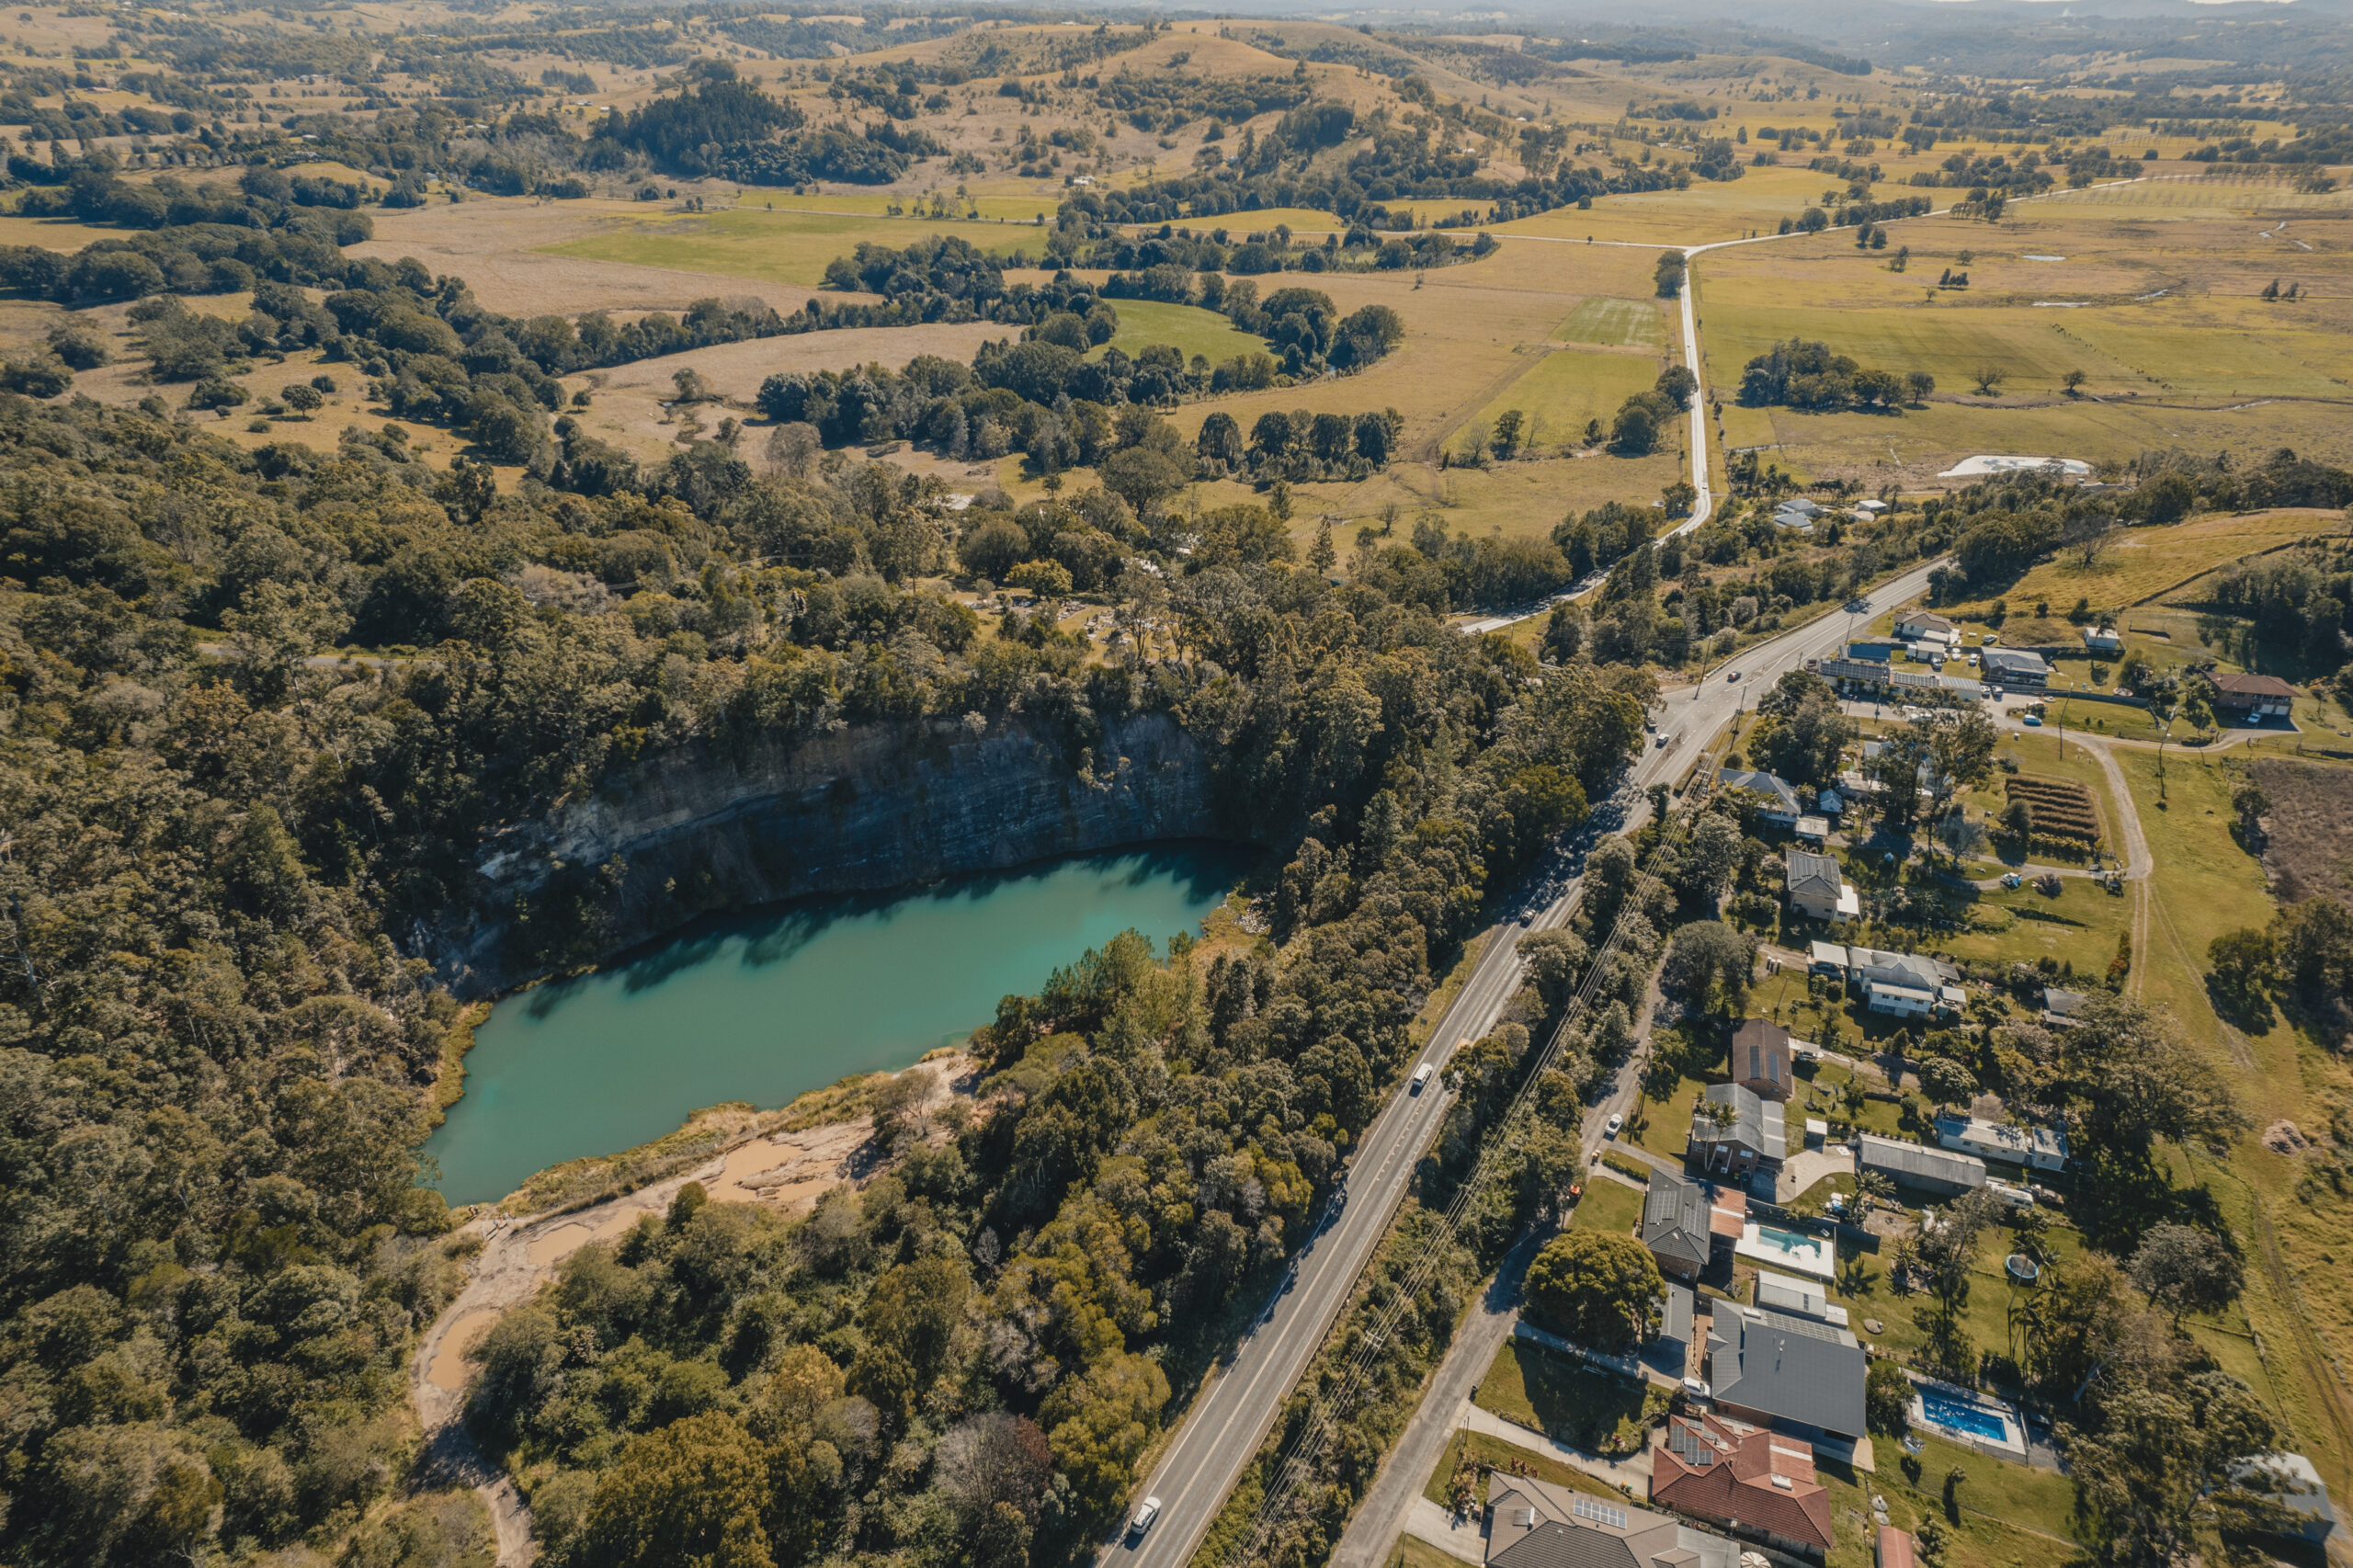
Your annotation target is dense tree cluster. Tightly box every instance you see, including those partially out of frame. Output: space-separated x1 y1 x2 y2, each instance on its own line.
1738 338 1926 413
0 272 1667 1556
751 296 1401 496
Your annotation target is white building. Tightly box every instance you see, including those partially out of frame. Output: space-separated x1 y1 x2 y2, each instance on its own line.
1755 1268 1851 1328
1935 1114 2068 1172
2081 627 2122 654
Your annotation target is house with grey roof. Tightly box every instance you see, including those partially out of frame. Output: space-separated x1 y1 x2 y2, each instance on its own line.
2041 986 2089 1026
1643 1167 1714 1280
1785 850 1858 923
1484 1472 1738 1568
1894 610 1954 641
1718 768 1802 828
1655 1282 1698 1375
2230 1452 2337 1543
1690 1083 1785 1181
1857 1132 1986 1198
1732 1017 1795 1102
1706 1304 1868 1440
1982 648 2051 687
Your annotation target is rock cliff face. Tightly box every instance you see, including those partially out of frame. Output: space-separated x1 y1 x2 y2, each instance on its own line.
441 711 1231 994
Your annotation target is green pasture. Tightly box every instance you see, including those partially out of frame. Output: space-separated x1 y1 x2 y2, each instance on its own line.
1091 298 1267 364
1463 347 1665 455
541 208 1040 288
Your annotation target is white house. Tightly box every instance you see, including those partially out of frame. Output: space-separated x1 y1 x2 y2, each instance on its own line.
1894 610 1955 642
1864 981 1938 1018
2081 627 2122 654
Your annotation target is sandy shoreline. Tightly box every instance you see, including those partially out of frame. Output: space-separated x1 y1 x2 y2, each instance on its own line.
407 1052 980 1565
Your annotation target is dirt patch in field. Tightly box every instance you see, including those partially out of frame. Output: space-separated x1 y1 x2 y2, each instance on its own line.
2249 757 2353 906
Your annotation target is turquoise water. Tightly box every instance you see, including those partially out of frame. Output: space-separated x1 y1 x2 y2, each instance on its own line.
425 844 1245 1203
1919 1388 2009 1442
1757 1225 1823 1256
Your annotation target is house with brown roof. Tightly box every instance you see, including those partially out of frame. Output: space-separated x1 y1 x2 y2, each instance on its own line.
1484 1473 1738 1568
2211 672 2297 724
1651 1411 1836 1558
1731 1018 1795 1102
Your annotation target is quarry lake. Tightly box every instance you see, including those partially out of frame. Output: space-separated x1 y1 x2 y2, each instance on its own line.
426 843 1247 1204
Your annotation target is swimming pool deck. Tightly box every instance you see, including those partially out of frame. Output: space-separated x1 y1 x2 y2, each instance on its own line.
1733 1221 1836 1281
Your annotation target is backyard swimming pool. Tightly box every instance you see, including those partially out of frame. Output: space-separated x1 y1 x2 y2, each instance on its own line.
1918 1388 2007 1442
1733 1222 1836 1280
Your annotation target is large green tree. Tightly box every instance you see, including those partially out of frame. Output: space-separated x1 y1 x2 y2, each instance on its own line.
1525 1230 1663 1352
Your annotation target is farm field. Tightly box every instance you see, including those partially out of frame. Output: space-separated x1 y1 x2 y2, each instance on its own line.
2106 746 2353 1496
538 204 1048 289
1489 164 1930 246
1693 172 2353 480
1940 510 2349 617
1090 299 1268 365
1554 295 1667 347
1460 347 1665 458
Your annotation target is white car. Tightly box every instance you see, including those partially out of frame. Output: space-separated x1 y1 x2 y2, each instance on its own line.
1412 1063 1434 1093
1967 653 1980 668
1605 1112 1624 1138
1131 1497 1163 1538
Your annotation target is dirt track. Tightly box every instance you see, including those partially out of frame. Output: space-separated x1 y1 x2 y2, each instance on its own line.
406 1055 973 1565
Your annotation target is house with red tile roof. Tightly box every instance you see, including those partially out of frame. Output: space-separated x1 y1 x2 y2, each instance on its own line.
1650 1410 1836 1558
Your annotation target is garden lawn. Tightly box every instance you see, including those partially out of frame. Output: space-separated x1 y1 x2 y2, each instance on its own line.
1631 1072 1705 1163
1813 1430 2082 1568
1573 1176 1646 1237
1421 1427 1631 1508
1941 871 2133 979
1473 1340 1661 1452
1390 1536 1471 1568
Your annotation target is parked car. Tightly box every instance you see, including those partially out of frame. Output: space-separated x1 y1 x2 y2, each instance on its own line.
1967 653 1981 668
2023 713 2044 726
1982 632 2001 645
1605 1112 1624 1138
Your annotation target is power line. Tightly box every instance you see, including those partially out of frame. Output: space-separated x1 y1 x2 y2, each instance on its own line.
1223 767 1721 1564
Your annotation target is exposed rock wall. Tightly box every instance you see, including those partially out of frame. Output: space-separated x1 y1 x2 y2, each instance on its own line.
440 711 1231 993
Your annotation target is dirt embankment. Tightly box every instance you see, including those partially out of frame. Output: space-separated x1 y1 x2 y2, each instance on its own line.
409 1053 979 1567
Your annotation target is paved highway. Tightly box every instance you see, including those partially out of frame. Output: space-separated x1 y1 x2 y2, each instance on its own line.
1106 557 1948 1568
